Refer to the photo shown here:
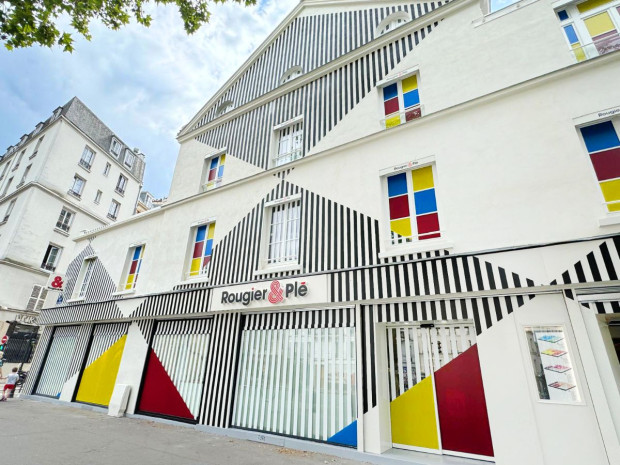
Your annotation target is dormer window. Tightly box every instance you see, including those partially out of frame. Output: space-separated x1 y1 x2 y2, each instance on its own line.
280 66 303 84
51 107 62 120
216 101 234 117
32 123 44 136
377 11 411 36
124 149 135 169
110 138 122 157
18 135 28 146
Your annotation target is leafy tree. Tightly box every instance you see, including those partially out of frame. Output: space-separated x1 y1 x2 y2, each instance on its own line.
0 0 256 52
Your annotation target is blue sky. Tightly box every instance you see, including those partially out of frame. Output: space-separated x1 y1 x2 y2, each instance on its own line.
0 0 298 198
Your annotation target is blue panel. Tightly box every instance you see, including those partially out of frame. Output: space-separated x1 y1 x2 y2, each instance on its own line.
217 165 225 178
387 173 408 197
204 239 213 257
383 83 398 101
327 420 357 447
403 89 420 109
195 225 207 242
563 25 579 45
414 188 438 215
581 121 620 153
557 10 569 21
210 157 219 169
133 246 142 260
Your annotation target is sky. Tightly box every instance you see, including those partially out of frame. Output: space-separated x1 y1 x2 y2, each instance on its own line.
0 0 298 199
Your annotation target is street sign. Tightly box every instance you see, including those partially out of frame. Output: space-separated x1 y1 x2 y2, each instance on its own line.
1 335 7 344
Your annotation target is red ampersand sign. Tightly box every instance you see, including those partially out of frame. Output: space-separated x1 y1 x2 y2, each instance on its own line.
268 280 284 304
51 276 64 289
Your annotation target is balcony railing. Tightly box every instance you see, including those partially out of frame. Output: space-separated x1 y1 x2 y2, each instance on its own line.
78 158 92 170
107 212 118 221
273 148 303 167
380 104 423 129
67 189 82 199
41 263 56 272
571 33 620 62
115 186 125 195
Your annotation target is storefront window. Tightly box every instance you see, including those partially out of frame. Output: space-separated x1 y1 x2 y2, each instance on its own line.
525 326 581 403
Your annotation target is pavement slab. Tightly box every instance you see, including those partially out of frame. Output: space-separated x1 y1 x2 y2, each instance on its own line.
0 399 366 465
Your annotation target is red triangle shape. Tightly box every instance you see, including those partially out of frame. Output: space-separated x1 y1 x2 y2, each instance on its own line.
138 348 194 420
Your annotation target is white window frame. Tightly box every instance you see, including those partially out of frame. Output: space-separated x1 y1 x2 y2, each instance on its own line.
271 116 304 168
259 194 302 271
280 65 303 84
378 157 453 258
13 150 25 170
201 149 226 192
377 67 422 129
79 146 96 170
376 11 411 36
72 256 97 300
56 207 75 233
69 174 85 198
2 177 14 197
124 149 135 169
0 162 9 181
114 242 146 294
30 136 44 158
110 137 122 157
103 162 111 177
108 199 121 220
115 174 128 195
94 190 102 204
2 198 16 223
41 243 62 272
18 164 31 186
184 219 216 281
32 123 44 136
216 100 234 117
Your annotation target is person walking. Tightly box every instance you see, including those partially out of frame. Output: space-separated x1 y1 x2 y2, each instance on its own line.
1 367 19 401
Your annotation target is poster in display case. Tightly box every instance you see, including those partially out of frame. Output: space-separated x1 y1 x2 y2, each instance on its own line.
525 326 580 403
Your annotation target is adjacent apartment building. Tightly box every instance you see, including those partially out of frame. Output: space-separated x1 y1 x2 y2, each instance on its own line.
0 97 145 368
22 1 620 465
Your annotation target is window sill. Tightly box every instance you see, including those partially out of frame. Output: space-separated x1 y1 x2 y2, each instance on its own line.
179 275 210 285
378 238 454 259
53 227 70 237
28 152 37 160
254 262 302 277
115 190 125 197
111 289 135 297
599 215 620 227
78 163 91 173
67 190 82 200
11 166 19 172
472 0 540 28
65 297 85 304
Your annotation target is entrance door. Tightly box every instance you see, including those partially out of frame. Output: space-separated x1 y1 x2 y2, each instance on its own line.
387 322 494 459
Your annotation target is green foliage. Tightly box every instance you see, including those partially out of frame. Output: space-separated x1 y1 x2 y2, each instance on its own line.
0 0 257 52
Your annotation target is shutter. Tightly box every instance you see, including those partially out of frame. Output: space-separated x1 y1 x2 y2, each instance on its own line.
26 285 42 311
36 288 49 310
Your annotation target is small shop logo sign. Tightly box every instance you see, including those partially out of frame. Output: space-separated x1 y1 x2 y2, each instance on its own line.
221 280 308 306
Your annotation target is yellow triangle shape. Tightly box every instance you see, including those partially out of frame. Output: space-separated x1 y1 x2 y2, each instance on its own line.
390 376 439 450
75 334 127 406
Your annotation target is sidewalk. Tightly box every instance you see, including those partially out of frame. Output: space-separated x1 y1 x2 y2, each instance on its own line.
0 398 365 465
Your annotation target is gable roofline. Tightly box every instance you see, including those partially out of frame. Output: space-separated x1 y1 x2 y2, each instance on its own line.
177 0 439 139
177 0 464 143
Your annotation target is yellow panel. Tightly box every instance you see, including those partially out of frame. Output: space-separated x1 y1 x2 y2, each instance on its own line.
411 166 434 191
190 258 201 274
391 218 412 238
577 0 612 13
572 43 587 62
220 154 226 164
584 12 615 37
207 223 216 239
390 376 440 450
600 179 620 203
402 75 418 93
124 283 133 290
608 202 620 212
386 116 401 128
75 335 127 407
126 273 135 285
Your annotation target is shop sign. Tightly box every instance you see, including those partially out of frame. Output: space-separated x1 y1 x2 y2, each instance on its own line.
16 314 37 325
211 275 328 311
46 272 65 291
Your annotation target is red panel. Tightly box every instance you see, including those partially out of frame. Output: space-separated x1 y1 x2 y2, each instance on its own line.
416 212 439 235
193 241 204 259
435 345 494 457
208 168 216 181
138 348 194 420
420 232 441 240
405 107 422 121
129 260 138 274
590 148 620 181
389 195 410 220
384 97 400 116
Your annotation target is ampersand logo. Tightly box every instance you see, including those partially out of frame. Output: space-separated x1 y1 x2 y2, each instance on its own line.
268 280 284 304
51 276 64 289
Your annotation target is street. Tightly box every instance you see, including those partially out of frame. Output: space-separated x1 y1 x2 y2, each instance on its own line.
0 399 365 465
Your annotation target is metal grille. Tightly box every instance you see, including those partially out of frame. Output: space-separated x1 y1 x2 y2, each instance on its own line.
35 326 79 397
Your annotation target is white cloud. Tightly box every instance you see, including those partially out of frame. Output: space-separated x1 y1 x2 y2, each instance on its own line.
0 0 298 198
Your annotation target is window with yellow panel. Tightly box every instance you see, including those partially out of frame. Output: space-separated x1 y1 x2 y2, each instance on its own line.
186 222 215 280
579 119 620 212
555 0 620 61
386 164 441 245
122 244 145 291
380 73 422 129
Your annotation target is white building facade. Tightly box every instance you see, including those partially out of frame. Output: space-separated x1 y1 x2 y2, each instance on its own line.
22 1 620 464
0 97 145 368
